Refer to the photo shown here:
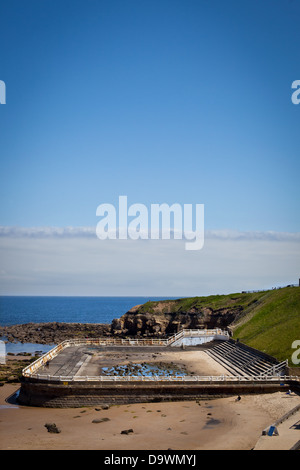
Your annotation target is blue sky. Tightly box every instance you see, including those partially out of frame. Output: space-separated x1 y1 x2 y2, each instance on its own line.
0 1 299 296
1 0 299 231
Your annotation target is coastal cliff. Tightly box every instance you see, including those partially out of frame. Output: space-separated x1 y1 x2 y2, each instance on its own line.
111 296 248 337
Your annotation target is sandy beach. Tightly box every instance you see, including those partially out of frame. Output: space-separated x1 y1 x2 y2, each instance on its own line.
1 383 299 450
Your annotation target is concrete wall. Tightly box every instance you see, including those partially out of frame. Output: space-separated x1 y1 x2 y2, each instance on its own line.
18 378 291 408
171 334 229 347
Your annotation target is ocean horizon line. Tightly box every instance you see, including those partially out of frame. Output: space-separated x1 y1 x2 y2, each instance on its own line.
0 294 182 299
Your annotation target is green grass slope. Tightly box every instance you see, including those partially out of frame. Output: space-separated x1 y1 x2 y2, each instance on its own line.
139 286 299 365
138 290 270 314
231 286 300 364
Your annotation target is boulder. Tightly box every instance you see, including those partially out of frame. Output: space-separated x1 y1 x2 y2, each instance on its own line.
92 418 110 423
44 423 61 433
121 429 134 435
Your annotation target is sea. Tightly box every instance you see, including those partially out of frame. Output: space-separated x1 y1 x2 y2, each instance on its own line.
0 296 176 354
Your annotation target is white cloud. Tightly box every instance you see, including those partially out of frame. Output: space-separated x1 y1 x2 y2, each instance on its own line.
1 225 300 242
205 230 300 242
0 226 95 238
0 226 299 296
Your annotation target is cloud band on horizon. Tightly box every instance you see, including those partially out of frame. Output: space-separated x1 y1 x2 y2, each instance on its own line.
0 225 300 242
0 225 299 297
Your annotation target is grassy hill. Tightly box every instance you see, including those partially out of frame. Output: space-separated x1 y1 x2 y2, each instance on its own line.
167 286 300 364
137 290 269 314
132 286 300 365
173 286 300 365
230 286 300 365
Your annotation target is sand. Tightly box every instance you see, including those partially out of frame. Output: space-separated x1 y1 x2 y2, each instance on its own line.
1 384 299 450
76 348 232 378
1 348 299 450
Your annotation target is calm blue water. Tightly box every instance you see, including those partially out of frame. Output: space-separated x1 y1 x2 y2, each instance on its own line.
0 296 177 354
0 296 176 327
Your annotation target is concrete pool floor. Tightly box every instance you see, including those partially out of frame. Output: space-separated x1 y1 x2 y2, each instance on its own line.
37 344 230 379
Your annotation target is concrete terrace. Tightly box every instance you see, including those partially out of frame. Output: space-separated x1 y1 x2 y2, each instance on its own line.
32 343 223 380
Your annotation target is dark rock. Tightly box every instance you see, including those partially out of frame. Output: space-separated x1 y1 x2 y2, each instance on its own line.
121 429 134 435
0 322 111 345
92 418 110 423
44 423 61 433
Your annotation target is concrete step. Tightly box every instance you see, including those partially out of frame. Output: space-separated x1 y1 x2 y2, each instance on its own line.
205 341 278 377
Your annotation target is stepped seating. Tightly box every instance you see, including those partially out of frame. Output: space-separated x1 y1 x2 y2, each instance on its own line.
205 340 282 377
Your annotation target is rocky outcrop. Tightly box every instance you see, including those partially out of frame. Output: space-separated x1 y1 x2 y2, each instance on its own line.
111 301 243 337
0 322 111 345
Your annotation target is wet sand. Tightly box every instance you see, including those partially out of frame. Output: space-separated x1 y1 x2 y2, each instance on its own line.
1 384 299 450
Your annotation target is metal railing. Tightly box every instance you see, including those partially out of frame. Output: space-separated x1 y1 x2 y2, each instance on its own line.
22 328 229 378
259 360 288 377
25 373 299 383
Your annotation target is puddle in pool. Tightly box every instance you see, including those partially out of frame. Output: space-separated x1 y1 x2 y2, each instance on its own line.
101 362 188 377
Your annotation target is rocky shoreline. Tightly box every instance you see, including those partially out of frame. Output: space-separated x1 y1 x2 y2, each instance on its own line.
0 322 111 345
